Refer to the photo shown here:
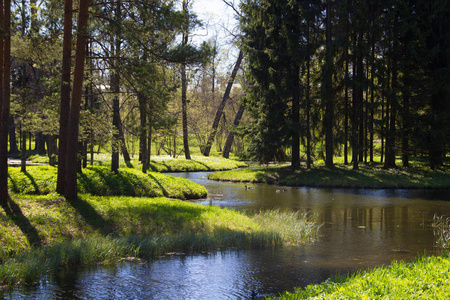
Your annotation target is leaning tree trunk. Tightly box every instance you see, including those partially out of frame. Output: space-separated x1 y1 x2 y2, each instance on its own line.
203 50 243 157
222 104 245 159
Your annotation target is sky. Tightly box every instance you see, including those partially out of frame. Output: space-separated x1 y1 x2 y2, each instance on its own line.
191 0 240 70
192 0 239 44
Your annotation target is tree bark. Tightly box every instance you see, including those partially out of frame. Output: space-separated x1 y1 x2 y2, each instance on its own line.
56 0 73 194
203 50 243 157
291 64 301 170
111 0 121 173
323 0 334 168
181 60 191 159
0 0 11 206
64 0 89 200
222 104 245 159
8 115 18 154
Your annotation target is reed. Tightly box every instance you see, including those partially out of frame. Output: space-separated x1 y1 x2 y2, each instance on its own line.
432 215 450 250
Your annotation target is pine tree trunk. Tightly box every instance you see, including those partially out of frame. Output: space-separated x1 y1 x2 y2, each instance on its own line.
0 0 11 206
291 65 301 170
8 116 18 154
64 0 89 200
323 0 334 168
181 61 191 159
56 0 73 194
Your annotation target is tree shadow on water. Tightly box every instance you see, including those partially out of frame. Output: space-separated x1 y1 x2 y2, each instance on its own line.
2 196 42 248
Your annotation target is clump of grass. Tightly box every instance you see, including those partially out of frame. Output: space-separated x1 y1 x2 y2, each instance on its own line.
432 215 450 250
251 210 319 245
8 166 207 200
271 255 450 299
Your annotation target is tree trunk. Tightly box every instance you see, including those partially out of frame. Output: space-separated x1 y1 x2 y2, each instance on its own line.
111 0 122 173
222 104 245 159
181 61 191 159
138 93 148 172
0 0 11 206
21 129 26 172
384 32 397 169
323 0 334 168
203 50 243 157
64 0 89 200
291 65 301 170
56 0 73 194
8 115 18 154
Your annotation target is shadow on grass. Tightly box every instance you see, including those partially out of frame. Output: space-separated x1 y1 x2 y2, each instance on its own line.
124 161 134 168
147 173 169 197
90 167 136 196
66 196 114 235
2 196 42 247
191 160 212 171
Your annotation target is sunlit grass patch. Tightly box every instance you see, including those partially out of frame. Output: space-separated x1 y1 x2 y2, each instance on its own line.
271 256 450 299
149 155 248 172
208 164 450 189
8 165 207 200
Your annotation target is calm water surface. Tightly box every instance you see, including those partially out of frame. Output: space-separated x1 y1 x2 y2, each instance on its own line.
2 172 450 299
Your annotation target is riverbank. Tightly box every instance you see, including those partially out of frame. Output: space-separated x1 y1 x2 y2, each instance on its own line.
270 255 450 299
8 165 207 199
207 165 450 189
0 194 318 287
27 154 248 172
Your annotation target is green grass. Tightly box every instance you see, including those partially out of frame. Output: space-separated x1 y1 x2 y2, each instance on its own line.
28 154 248 172
208 164 450 189
271 255 450 299
0 195 318 287
8 165 207 200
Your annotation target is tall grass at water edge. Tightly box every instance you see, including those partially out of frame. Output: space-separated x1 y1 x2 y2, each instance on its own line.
0 195 318 287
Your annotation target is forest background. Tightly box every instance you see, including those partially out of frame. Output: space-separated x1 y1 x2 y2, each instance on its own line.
0 0 449 203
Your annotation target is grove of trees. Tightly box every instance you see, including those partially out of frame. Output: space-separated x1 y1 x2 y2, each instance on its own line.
0 0 449 203
240 0 449 170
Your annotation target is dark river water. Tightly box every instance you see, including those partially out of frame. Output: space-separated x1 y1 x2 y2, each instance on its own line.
2 172 450 299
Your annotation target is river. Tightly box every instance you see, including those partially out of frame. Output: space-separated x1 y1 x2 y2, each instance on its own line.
2 172 450 299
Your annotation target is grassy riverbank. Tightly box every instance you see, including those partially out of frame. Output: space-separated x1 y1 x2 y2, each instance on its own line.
28 154 248 172
0 194 318 287
208 165 450 189
271 255 450 299
8 165 207 199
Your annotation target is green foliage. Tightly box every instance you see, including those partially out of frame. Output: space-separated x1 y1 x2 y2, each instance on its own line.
271 256 450 299
7 165 207 200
